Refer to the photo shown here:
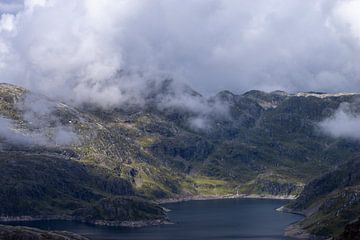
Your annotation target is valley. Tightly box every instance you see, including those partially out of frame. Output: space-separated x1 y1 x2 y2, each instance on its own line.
0 82 360 239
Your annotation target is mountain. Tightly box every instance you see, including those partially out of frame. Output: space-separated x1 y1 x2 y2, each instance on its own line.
284 156 360 239
1 82 360 238
0 83 167 225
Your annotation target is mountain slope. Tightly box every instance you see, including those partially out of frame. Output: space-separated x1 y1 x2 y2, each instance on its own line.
0 224 89 240
0 83 166 224
285 156 360 238
1 82 360 227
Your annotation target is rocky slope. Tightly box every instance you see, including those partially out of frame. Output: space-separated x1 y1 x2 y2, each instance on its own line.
1 82 360 236
0 150 166 224
0 224 89 240
0 83 166 224
285 156 360 238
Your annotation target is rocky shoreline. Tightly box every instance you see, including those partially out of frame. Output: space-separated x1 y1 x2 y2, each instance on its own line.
157 193 297 204
276 206 330 240
0 215 76 222
284 223 324 240
276 206 306 216
88 219 172 228
0 215 170 228
0 224 89 240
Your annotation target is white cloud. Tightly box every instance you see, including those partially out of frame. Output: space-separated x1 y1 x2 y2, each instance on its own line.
333 0 360 41
0 92 80 146
0 116 78 146
0 13 15 32
1 0 360 108
318 102 360 140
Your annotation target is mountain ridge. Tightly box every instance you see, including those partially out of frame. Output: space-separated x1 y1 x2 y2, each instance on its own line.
1 82 360 239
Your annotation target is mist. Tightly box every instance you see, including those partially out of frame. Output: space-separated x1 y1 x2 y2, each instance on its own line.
318 102 360 140
0 0 360 106
1 0 360 133
0 116 78 146
0 92 78 146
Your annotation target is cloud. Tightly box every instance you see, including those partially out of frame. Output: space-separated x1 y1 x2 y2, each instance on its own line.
0 92 79 146
0 116 44 145
333 0 360 41
318 102 360 140
0 116 78 146
0 0 23 14
1 0 360 108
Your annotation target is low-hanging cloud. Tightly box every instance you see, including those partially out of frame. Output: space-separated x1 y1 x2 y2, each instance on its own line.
318 102 360 140
0 116 78 146
1 0 360 108
0 116 44 145
0 92 79 146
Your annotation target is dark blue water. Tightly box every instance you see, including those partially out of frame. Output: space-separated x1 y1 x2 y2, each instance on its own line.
7 198 302 240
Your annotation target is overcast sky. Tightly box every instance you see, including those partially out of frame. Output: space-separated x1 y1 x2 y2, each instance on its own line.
0 0 360 106
0 0 23 14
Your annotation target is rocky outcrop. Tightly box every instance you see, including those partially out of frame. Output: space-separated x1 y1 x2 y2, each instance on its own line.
73 196 166 224
0 224 88 240
240 176 303 196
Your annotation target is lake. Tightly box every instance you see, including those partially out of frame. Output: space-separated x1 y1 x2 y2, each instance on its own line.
7 198 302 240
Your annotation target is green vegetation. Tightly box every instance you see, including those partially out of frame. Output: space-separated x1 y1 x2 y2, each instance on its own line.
189 176 235 195
1 83 360 239
287 157 360 238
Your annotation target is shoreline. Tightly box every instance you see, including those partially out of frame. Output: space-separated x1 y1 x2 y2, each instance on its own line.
0 215 170 228
276 206 306 216
277 207 326 240
157 193 297 204
0 194 298 231
0 224 89 240
284 223 321 240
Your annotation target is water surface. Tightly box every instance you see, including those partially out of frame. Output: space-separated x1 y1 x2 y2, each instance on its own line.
8 198 302 240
